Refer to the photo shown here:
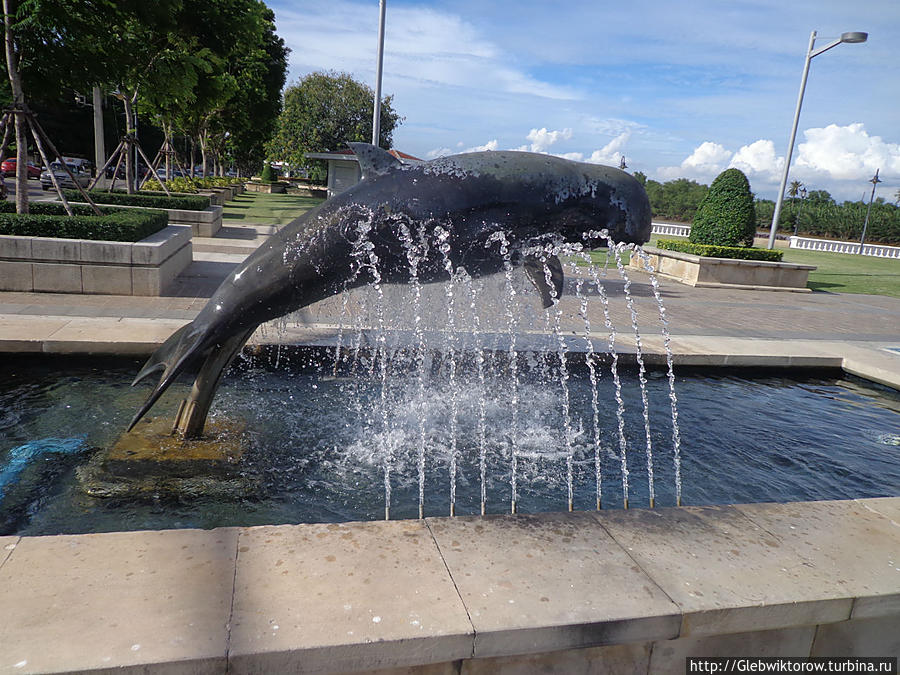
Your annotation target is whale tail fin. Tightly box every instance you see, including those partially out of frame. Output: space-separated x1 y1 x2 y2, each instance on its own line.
127 322 209 432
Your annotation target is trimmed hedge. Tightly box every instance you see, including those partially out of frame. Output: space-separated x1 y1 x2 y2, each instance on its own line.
0 201 168 242
143 178 199 193
657 238 784 262
690 168 756 247
62 189 210 211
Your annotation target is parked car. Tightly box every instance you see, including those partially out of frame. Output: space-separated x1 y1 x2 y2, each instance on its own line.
1 159 42 179
40 162 91 190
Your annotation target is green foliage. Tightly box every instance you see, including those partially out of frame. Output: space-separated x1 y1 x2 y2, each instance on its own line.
656 238 783 262
143 177 200 193
690 168 756 247
12 0 288 182
756 194 900 245
259 164 275 182
63 189 210 211
194 176 242 188
643 178 708 222
267 71 403 169
0 202 167 241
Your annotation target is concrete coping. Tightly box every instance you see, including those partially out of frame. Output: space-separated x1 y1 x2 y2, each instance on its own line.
1 497 898 673
640 245 816 270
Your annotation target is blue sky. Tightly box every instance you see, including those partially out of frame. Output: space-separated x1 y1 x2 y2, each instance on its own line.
268 0 899 201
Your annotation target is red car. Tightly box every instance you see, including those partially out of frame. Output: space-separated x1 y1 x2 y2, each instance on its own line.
1 159 42 179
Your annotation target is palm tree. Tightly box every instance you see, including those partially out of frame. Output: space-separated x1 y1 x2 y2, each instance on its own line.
894 187 900 205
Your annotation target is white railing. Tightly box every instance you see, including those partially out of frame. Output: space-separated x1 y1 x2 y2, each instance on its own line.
652 222 690 237
789 236 900 259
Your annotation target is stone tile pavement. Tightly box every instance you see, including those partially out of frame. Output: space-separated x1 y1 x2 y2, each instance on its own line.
1 236 898 386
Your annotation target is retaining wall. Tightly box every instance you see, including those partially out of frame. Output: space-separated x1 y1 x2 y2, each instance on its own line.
0 225 192 295
0 498 897 673
632 246 816 292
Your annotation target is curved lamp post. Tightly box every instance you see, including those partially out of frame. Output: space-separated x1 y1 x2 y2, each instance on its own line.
767 31 867 249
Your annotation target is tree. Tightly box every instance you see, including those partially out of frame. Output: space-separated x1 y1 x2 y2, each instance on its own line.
690 168 756 247
163 0 285 178
267 71 402 170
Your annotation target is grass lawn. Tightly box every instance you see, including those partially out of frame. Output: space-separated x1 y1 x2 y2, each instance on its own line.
779 247 900 298
223 192 324 226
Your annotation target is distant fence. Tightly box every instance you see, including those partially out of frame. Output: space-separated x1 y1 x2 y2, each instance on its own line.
651 222 691 237
789 236 900 259
650 224 899 258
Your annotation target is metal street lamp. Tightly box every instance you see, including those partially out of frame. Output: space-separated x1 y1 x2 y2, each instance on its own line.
767 30 867 249
371 0 387 147
858 168 882 254
793 186 808 236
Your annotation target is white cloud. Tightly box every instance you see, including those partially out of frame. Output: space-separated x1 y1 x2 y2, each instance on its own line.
585 131 631 165
426 147 454 159
464 140 499 153
728 139 783 181
275 1 580 100
657 141 731 180
795 123 900 181
521 127 573 153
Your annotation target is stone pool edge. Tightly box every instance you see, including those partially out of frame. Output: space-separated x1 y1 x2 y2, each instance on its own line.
0 497 898 674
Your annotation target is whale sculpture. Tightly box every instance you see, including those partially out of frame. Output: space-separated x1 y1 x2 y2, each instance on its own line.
129 143 651 437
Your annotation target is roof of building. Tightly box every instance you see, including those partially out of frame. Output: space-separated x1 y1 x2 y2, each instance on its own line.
304 148 422 162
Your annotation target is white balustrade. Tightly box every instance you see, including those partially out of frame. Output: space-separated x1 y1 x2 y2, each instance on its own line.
651 222 691 237
789 236 900 259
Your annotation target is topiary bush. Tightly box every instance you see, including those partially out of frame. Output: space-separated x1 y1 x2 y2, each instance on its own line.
259 164 275 183
689 168 756 247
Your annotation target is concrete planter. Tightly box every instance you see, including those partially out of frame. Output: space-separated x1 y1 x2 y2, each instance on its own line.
286 183 328 199
68 201 223 237
0 225 192 295
245 181 287 194
631 245 816 292
198 189 226 206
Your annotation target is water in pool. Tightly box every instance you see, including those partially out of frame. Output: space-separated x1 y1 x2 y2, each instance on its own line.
1 354 898 536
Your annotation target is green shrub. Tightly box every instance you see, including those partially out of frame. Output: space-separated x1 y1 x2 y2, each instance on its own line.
143 177 199 193
195 176 241 188
690 168 756 247
259 164 275 182
63 189 210 211
0 202 167 241
657 238 783 262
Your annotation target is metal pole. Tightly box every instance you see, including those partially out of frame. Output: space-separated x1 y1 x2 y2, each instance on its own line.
92 86 105 179
768 31 817 250
859 169 881 254
371 0 386 147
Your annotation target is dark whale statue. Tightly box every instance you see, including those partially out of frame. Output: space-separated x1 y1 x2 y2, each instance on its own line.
128 143 651 437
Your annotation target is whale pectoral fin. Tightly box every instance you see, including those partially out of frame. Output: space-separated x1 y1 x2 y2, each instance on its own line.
348 142 402 179
524 254 565 308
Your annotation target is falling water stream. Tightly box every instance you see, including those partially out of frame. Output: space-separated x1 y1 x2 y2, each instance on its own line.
319 218 688 519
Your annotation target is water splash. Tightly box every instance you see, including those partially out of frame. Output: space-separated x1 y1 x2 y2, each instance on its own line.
606 237 654 508
486 231 521 513
634 249 683 506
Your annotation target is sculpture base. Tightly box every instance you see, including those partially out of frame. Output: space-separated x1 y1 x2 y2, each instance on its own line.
77 416 257 499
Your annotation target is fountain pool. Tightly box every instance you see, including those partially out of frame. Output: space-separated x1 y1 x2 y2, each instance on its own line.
2 353 898 537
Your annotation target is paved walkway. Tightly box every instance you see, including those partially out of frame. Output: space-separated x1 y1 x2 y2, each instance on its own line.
2 219 899 388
